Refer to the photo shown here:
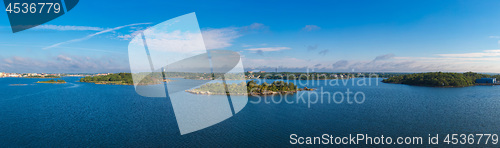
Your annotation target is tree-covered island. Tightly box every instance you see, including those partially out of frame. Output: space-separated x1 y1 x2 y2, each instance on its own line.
186 80 315 95
80 73 134 85
36 79 66 84
382 72 500 87
79 73 172 85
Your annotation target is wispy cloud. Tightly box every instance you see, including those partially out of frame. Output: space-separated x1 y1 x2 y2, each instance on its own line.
302 25 320 31
243 57 309 68
244 47 291 52
122 23 267 55
0 54 129 73
332 60 349 69
34 25 104 31
202 23 268 50
489 36 500 39
241 44 252 47
307 45 318 51
243 52 500 73
56 55 72 61
240 23 268 32
202 27 241 50
436 49 500 58
373 53 395 61
318 49 329 55
116 27 147 40
43 23 152 49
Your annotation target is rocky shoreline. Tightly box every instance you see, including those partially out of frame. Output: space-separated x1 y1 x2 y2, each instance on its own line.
185 87 315 96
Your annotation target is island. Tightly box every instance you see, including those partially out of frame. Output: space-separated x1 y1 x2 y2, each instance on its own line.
77 72 403 86
79 73 172 85
36 79 66 84
382 72 500 87
186 80 315 95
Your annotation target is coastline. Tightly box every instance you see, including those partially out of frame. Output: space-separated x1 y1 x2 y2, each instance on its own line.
382 81 480 88
80 79 173 85
185 87 315 96
36 82 66 84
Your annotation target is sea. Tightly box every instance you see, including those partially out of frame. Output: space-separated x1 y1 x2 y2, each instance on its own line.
1 77 500 147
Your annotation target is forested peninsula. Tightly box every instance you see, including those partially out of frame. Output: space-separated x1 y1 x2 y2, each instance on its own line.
186 80 314 95
382 72 500 87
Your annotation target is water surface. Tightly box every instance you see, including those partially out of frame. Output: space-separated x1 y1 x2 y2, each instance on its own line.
1 77 499 146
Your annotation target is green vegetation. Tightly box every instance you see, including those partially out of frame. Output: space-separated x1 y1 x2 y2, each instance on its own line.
79 73 171 85
25 75 61 78
77 71 409 86
79 72 241 85
187 80 314 95
182 72 405 80
80 73 134 85
247 80 299 94
375 73 408 78
37 79 66 84
183 72 245 80
187 82 248 95
246 72 354 80
382 72 500 87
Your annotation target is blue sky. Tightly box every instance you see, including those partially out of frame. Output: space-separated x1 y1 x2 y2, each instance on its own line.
2 0 500 73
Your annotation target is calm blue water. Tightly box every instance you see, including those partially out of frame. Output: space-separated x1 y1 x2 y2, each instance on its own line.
1 77 500 147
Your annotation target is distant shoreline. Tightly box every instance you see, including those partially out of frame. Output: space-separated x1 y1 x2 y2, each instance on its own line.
80 79 173 85
36 82 66 84
382 72 500 87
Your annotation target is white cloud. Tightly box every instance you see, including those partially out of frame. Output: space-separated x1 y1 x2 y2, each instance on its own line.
135 29 206 54
436 49 500 58
0 54 129 73
113 23 267 52
202 27 241 50
373 53 395 61
116 26 148 40
201 23 268 50
243 57 310 68
43 23 152 49
117 34 133 40
56 55 72 61
243 52 500 73
302 25 320 31
244 47 291 52
34 25 104 31
240 23 268 32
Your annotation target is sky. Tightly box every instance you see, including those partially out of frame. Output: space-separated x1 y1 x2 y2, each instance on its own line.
2 0 500 73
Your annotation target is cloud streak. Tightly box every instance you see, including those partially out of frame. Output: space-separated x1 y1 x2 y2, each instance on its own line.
244 47 291 52
34 25 104 31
